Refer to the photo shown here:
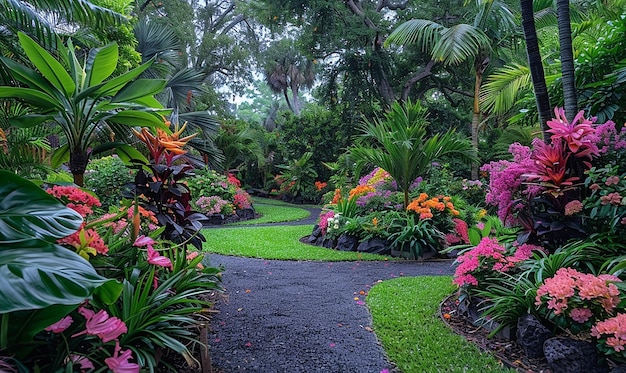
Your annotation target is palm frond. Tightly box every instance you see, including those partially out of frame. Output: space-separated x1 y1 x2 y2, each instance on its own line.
480 63 531 114
434 24 491 65
0 0 126 50
165 68 207 111
384 19 444 53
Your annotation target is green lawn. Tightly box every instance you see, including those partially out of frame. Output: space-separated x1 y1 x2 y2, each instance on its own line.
202 225 389 261
227 199 312 225
367 276 513 373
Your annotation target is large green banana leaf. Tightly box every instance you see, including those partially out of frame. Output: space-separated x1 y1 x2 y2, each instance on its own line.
0 170 82 242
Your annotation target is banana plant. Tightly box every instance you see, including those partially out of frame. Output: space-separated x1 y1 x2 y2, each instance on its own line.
0 32 169 186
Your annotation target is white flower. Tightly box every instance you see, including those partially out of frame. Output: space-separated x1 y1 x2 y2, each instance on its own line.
334 224 339 230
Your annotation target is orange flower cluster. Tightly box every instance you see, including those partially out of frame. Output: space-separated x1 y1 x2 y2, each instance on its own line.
407 193 460 219
315 181 328 191
132 120 197 165
331 188 342 204
348 185 376 200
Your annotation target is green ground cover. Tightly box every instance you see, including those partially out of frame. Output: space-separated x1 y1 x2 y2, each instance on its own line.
202 225 389 261
367 276 513 372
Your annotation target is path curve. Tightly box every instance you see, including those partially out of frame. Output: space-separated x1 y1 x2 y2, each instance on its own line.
207 254 455 372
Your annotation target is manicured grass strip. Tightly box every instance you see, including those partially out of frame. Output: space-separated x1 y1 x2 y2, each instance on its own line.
251 196 320 209
227 202 311 225
367 276 513 373
202 225 390 261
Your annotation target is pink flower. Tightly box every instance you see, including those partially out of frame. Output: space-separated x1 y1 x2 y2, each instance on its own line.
133 235 156 249
564 200 583 216
147 246 173 271
68 354 95 371
73 307 127 343
605 175 621 186
45 315 73 333
546 107 598 157
58 227 109 256
601 192 622 206
591 313 626 352
105 341 140 373
570 308 593 323
46 185 101 217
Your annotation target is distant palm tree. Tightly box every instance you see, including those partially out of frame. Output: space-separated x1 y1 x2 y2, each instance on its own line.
264 41 315 116
350 100 476 209
385 0 516 178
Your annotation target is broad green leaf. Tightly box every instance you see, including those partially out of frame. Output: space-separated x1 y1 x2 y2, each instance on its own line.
110 143 149 166
51 144 70 169
0 87 59 109
86 43 119 86
111 79 167 103
0 170 82 243
0 56 59 97
131 95 164 109
0 240 122 313
93 59 154 97
107 110 168 129
18 32 76 96
8 114 51 128
468 227 482 246
66 39 86 92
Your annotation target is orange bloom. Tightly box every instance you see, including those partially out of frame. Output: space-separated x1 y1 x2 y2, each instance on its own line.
331 188 343 204
315 181 328 191
349 185 376 200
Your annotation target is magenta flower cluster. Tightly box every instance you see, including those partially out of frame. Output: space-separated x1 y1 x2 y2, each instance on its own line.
318 210 335 235
480 143 535 222
453 237 542 287
535 268 621 324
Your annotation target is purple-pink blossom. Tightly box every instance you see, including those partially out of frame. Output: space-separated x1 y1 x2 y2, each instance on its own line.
45 315 73 333
105 341 140 373
73 307 127 343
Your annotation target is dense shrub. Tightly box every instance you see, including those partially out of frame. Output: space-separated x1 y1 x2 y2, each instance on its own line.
85 156 134 210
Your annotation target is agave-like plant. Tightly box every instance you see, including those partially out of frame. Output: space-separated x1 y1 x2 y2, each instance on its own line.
351 99 476 208
0 32 168 186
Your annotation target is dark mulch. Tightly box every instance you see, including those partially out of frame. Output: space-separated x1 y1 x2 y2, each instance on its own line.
439 294 553 373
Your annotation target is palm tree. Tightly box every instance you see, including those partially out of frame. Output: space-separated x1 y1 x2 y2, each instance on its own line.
350 100 476 209
556 0 577 121
264 40 316 116
520 0 552 137
0 33 167 186
385 0 516 178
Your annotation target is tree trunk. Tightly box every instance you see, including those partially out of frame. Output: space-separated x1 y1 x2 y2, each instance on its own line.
69 150 89 186
520 0 552 140
557 0 577 122
291 84 301 116
470 56 488 180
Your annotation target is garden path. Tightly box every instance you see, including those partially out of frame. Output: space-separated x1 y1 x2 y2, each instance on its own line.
206 253 455 372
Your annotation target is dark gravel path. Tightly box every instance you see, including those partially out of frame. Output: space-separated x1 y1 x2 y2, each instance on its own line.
206 254 455 373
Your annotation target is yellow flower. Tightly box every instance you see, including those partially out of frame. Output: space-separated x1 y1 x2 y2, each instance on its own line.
372 217 378 226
